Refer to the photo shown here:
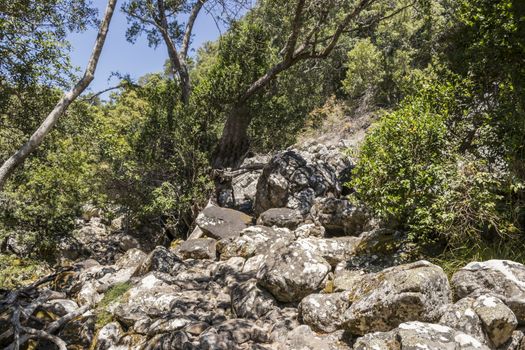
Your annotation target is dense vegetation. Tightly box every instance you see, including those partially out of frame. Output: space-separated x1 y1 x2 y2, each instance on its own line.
0 0 524 266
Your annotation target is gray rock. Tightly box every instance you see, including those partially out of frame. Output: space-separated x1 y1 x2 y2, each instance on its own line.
188 225 205 240
141 331 190 350
295 236 360 267
114 248 147 270
473 295 517 347
113 273 180 326
343 260 452 335
254 150 344 216
43 299 79 317
499 330 525 350
133 246 182 276
218 225 294 260
299 292 351 333
333 269 367 292
451 260 525 322
231 279 277 319
257 208 304 230
311 197 369 235
439 297 485 343
278 325 351 350
196 206 253 240
243 254 266 275
257 242 331 302
92 322 123 350
354 321 490 350
294 223 325 238
175 238 217 260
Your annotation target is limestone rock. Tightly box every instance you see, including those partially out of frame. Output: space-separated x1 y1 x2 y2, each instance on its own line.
114 248 147 270
343 260 452 335
295 236 360 267
299 292 351 333
256 242 331 302
294 223 325 238
196 206 253 240
175 238 217 260
231 279 277 319
311 197 369 235
92 322 123 350
439 297 485 343
218 225 294 260
278 325 351 350
451 260 525 322
113 273 180 326
353 321 491 350
473 295 517 347
333 269 367 292
257 207 304 230
133 246 182 276
254 150 343 216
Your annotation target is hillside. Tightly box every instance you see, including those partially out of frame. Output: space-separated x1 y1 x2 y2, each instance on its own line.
1 0 524 349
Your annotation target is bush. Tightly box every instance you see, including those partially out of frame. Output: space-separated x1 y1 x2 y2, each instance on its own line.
351 79 520 246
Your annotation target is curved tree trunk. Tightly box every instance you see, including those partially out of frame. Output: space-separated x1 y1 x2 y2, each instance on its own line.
0 0 117 190
212 105 252 169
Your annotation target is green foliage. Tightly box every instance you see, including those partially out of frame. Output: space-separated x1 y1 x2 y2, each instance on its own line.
94 281 132 328
342 0 448 106
0 88 104 259
0 254 50 289
95 75 214 235
343 39 384 98
433 238 525 277
0 0 96 88
351 77 521 246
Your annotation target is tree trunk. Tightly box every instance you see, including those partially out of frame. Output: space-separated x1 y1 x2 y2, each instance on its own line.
0 0 117 190
212 105 252 169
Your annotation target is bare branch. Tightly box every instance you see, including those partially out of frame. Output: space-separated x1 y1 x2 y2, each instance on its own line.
182 0 207 58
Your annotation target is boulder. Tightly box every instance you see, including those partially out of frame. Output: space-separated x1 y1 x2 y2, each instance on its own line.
277 325 351 350
473 295 517 347
133 246 183 276
217 226 294 260
254 150 344 216
141 331 190 350
113 273 181 326
114 248 147 270
175 238 217 260
92 322 123 350
216 155 269 213
333 269 367 292
439 297 485 343
299 292 351 333
343 260 452 335
256 242 331 302
196 206 253 240
295 237 360 267
231 279 277 319
294 223 325 238
353 321 490 350
257 208 304 230
311 197 369 235
451 260 525 322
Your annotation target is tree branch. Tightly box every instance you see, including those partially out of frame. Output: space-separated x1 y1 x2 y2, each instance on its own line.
0 0 117 190
181 0 207 59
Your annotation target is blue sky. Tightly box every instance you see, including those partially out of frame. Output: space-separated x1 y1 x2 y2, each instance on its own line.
68 0 249 96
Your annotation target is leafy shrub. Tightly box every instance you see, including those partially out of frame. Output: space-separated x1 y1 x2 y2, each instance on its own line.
351 79 520 246
343 39 384 99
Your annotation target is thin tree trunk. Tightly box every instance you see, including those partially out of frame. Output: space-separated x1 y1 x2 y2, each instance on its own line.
212 105 252 169
0 0 117 190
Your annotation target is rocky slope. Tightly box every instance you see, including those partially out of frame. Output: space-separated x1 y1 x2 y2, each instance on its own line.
2 141 525 350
